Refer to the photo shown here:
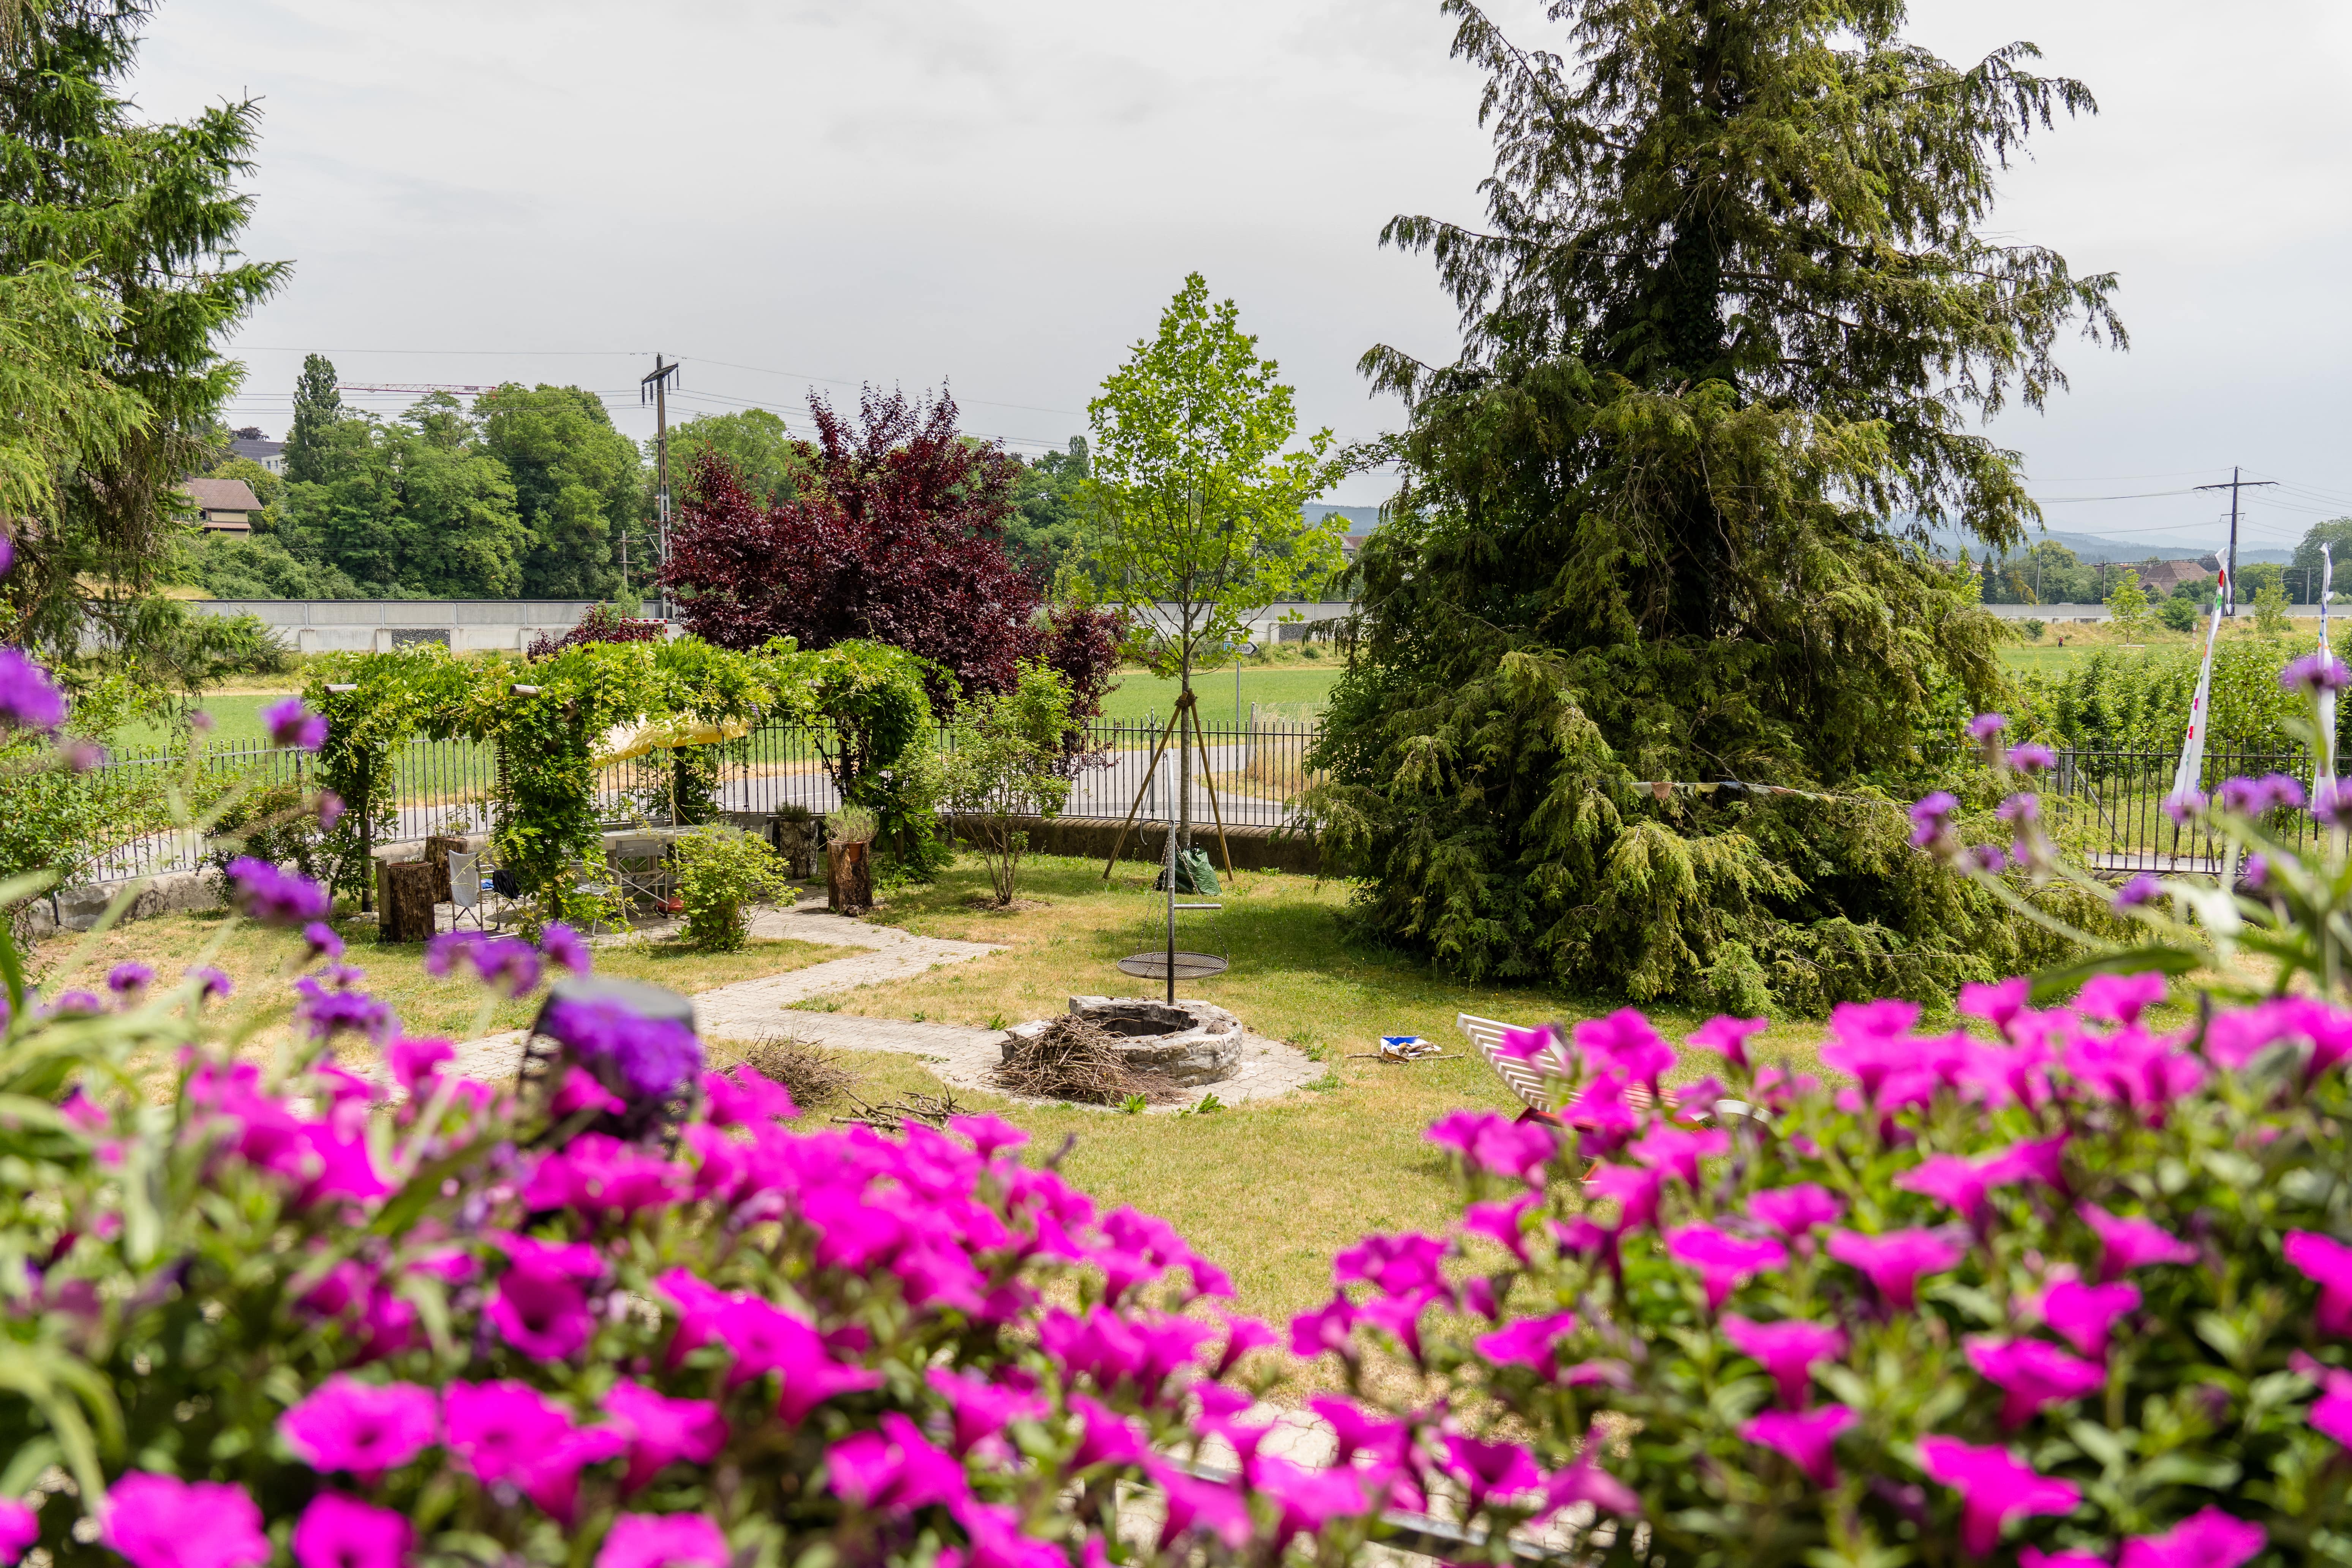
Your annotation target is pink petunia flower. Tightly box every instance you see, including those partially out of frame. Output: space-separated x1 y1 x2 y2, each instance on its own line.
1665 1226 1788 1309
291 1494 411 1568
485 1234 604 1361
1628 1124 1730 1188
1980 1133 2070 1192
1145 1461 1254 1550
442 1380 625 1521
2079 1204 2198 1280
1334 1231 1450 1299
1443 1434 1543 1510
2116 1508 2266 1568
596 1513 731 1568
1917 1437 2082 1555
1740 1405 1855 1487
1461 1194 1538 1261
0 1502 35 1568
700 1064 797 1127
100 1473 272 1568
2037 1280 2140 1360
1475 1312 1579 1375
2292 1352 2352 1445
1290 1294 1358 1360
1748 1183 1846 1238
1897 1154 1992 1225
1539 1421 1641 1519
1426 1110 1559 1184
1966 1337 2107 1429
607 1378 729 1492
1822 999 1922 1101
1827 1228 1965 1309
1573 1008 1675 1084
929 1367 1051 1454
1722 1315 1845 1408
1584 1162 1665 1231
1688 1014 1768 1070
828 1411 970 1512
279 1376 438 1479
1958 977 2031 1036
2285 1230 2352 1337
2075 972 2166 1026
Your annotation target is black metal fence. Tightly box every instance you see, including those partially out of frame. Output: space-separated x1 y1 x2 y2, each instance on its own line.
2041 745 2319 874
87 722 2298 888
74 715 1330 885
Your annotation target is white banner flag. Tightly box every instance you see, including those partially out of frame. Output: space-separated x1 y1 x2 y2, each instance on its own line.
2169 563 2227 811
2320 544 2337 792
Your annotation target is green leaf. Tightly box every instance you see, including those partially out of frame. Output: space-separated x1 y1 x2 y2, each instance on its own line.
2027 945 2202 1006
2192 1311 2245 1364
2068 1419 2129 1472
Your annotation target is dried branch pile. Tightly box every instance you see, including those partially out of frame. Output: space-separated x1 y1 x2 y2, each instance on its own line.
993 1016 1179 1106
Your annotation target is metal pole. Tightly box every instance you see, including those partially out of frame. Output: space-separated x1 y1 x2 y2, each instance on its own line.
1162 743 1178 1005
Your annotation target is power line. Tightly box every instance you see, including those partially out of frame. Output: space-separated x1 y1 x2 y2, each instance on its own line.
2197 468 2281 618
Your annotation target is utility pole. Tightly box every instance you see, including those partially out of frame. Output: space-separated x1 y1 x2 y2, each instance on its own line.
641 354 681 615
2196 467 2279 617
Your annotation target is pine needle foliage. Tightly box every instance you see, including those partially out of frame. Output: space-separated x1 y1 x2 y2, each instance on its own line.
1313 0 2122 1013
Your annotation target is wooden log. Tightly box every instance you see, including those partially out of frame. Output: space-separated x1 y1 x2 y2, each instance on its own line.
422 835 465 903
381 860 441 943
825 840 872 914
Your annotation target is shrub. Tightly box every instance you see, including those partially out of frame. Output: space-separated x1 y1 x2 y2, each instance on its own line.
2020 618 2047 641
942 663 1077 905
202 779 322 882
672 824 794 950
2159 597 2197 633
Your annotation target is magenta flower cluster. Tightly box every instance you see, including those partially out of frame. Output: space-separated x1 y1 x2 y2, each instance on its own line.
1300 978 2352 1567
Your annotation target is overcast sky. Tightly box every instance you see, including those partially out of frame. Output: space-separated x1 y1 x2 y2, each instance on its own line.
129 0 2352 546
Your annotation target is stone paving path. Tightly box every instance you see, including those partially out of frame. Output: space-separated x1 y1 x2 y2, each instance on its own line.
435 893 1326 1113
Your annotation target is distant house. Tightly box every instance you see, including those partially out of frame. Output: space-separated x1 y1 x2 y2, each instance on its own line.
2134 560 2212 596
182 477 261 534
228 427 285 474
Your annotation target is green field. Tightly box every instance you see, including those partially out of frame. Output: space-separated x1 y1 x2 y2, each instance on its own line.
1094 661 1343 726
107 665 1347 756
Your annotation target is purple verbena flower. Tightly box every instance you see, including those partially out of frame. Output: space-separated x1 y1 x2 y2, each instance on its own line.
2162 789 2209 825
1909 791 1960 852
2281 652 2350 695
1967 713 2008 741
317 790 345 831
264 697 328 752
303 922 345 961
2006 742 2057 774
466 936 542 999
185 966 233 1003
107 962 152 998
226 858 329 927
545 996 703 1103
61 740 104 772
1970 843 2007 873
540 922 592 975
0 649 66 731
2114 873 2162 909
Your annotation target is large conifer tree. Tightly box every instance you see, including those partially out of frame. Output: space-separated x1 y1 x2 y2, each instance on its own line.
1314 0 2122 1012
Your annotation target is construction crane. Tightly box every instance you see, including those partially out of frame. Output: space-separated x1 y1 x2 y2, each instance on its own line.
335 382 501 396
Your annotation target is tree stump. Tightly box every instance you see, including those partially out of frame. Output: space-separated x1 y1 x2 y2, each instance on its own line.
776 819 816 880
379 860 441 943
825 841 872 914
422 835 466 903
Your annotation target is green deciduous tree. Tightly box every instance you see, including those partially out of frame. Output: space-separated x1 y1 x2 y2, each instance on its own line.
662 408 811 509
2290 518 2352 604
476 383 642 599
275 397 530 597
941 662 1076 906
1006 437 1097 585
0 0 285 667
283 352 341 484
1312 0 2121 1012
2105 566 2149 632
1087 272 1348 847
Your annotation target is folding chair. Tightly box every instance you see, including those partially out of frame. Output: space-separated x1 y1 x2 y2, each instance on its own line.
1456 1013 1659 1125
447 849 492 932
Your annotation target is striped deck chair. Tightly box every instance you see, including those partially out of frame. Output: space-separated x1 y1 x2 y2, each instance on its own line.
1456 1013 1660 1125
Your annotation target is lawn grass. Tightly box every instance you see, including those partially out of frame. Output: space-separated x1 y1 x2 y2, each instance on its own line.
797 854 1830 1321
1096 662 1343 726
26 913 859 1048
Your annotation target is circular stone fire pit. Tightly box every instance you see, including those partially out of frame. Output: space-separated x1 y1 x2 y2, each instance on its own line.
1001 996 1243 1087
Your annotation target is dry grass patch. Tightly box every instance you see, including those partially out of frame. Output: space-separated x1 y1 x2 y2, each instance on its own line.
25 910 860 1069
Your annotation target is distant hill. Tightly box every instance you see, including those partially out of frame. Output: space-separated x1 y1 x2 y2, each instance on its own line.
1920 521 2292 566
1304 502 1384 530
